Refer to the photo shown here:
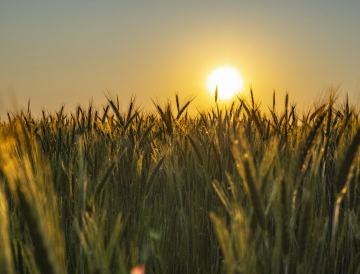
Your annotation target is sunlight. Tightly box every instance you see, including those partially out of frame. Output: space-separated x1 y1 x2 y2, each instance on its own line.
206 66 244 100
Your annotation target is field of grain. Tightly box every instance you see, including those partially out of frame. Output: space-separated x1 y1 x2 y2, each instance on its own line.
0 90 360 273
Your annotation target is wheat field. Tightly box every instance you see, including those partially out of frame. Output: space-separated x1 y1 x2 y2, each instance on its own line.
0 90 360 273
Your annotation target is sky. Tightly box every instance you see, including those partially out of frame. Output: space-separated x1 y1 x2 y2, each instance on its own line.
1 1 360 117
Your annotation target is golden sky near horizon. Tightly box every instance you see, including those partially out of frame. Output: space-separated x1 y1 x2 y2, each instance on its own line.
1 1 360 117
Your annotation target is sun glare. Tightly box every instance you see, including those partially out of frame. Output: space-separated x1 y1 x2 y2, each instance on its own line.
207 66 243 100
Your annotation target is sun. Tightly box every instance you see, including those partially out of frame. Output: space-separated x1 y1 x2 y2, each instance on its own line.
206 66 244 100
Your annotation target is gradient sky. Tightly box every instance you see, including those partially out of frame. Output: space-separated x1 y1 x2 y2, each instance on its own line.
1 1 360 117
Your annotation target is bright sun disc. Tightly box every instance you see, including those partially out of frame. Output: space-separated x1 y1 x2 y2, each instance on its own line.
207 66 243 100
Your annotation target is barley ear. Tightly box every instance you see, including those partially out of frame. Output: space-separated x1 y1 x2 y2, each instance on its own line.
273 89 276 113
215 85 218 104
231 134 266 231
187 135 204 165
209 212 235 274
297 112 326 172
331 126 360 255
0 188 15 274
212 179 233 215
334 126 360 199
0 125 65 274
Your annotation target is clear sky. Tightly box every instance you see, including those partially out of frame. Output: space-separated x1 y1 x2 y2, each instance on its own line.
1 1 360 117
